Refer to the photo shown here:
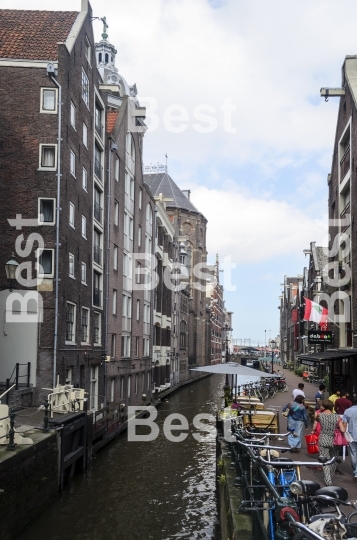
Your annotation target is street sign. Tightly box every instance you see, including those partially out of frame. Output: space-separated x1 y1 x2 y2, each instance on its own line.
308 330 333 344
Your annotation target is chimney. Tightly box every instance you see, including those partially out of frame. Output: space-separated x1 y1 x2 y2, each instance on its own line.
182 189 191 200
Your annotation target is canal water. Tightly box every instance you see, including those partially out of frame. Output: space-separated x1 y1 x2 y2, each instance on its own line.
18 375 224 540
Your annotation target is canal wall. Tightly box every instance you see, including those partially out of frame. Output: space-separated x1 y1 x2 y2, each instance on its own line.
0 432 58 540
217 439 252 540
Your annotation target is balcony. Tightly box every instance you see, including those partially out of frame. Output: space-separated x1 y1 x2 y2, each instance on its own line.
340 144 350 182
94 245 102 265
94 157 103 181
93 288 102 306
95 121 104 140
94 201 103 224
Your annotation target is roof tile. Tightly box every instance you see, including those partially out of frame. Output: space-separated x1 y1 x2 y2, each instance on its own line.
107 111 119 134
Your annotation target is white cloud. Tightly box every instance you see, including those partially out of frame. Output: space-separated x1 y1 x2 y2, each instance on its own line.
189 185 328 263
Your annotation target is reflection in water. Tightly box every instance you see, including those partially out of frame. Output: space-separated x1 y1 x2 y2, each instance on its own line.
19 375 223 540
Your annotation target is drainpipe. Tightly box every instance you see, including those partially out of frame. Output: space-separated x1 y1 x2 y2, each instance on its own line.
48 66 62 390
104 140 117 405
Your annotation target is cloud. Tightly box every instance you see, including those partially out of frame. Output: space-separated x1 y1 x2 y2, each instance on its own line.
189 185 328 263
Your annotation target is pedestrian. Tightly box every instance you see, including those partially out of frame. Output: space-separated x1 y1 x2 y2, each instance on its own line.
312 399 346 486
328 389 341 412
335 389 352 416
282 395 309 452
343 396 357 481
315 384 325 411
292 383 305 400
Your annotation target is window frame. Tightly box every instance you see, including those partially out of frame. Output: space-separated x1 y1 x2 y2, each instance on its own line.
113 289 117 315
82 68 90 108
93 311 101 346
114 201 119 226
81 262 87 285
82 167 88 192
113 245 118 271
38 197 55 226
115 157 119 182
69 202 75 229
69 252 75 279
40 87 58 114
70 101 76 129
39 144 57 171
83 123 88 148
85 36 92 66
81 215 87 239
70 149 76 178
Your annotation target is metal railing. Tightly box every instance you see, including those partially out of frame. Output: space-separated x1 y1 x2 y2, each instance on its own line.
5 362 31 404
340 144 350 182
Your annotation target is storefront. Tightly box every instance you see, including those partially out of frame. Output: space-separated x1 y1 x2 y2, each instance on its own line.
298 349 357 397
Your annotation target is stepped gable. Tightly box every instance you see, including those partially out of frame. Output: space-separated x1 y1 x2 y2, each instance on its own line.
0 9 78 61
144 172 204 216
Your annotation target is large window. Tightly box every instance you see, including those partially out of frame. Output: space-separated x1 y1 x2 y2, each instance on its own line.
93 229 102 266
124 172 134 213
94 144 103 181
83 123 88 148
69 202 75 228
113 245 118 270
114 201 119 226
39 144 57 170
115 158 119 181
81 307 89 343
94 187 103 224
70 150 76 177
93 271 102 307
40 88 57 113
66 302 76 342
138 225 142 247
70 101 76 129
81 262 87 284
121 335 131 357
85 36 91 65
180 321 187 349
38 198 55 225
82 167 88 191
95 105 103 139
122 294 132 331
81 215 87 239
113 289 117 315
69 253 74 278
82 68 89 107
124 212 133 251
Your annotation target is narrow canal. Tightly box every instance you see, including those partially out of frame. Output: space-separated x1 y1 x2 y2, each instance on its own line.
18 375 223 540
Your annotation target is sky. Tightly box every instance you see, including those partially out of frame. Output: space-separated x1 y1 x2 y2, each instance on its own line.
5 0 356 345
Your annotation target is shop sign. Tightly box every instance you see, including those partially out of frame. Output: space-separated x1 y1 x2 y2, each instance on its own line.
300 359 320 367
308 330 333 344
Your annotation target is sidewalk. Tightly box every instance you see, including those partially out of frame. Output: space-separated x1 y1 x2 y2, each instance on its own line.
264 363 357 499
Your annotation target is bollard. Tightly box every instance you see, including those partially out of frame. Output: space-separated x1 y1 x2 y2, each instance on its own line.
7 409 16 451
43 398 50 433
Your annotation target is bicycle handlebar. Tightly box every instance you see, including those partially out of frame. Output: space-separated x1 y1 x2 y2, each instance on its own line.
258 455 336 467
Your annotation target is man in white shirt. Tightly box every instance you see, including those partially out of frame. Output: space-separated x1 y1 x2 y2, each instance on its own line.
292 383 305 400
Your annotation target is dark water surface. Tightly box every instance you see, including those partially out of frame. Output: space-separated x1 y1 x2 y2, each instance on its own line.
19 375 223 540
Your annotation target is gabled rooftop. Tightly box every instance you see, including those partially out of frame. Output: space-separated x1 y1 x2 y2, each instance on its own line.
144 172 205 217
0 10 78 61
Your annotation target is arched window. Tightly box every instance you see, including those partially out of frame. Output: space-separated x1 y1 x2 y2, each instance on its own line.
180 321 187 349
98 52 102 62
105 53 109 63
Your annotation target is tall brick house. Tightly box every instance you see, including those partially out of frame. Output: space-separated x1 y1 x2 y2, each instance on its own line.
144 172 209 374
206 254 224 365
96 33 155 406
0 1 106 407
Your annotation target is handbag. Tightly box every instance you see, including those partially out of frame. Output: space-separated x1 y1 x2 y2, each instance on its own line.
282 404 290 417
333 422 349 446
345 427 354 443
305 432 319 454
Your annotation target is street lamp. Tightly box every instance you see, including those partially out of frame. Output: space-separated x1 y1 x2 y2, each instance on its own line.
3 256 19 292
271 339 277 374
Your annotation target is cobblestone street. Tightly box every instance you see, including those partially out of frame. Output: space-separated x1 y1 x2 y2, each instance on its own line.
264 364 357 501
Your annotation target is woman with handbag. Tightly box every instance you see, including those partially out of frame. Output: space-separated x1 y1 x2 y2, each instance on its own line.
312 399 347 486
282 395 308 452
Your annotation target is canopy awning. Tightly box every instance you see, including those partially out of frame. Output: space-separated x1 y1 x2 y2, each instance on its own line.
190 362 276 378
298 349 357 362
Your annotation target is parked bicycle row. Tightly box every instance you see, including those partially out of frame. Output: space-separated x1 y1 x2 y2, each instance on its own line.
222 417 357 540
237 376 288 402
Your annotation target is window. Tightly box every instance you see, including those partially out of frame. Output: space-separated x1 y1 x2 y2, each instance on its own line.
93 271 102 307
128 375 131 398
95 105 103 139
122 294 132 331
82 68 89 107
136 337 139 357
81 215 87 239
111 334 116 358
124 212 133 251
81 307 89 343
121 335 131 357
37 249 54 277
93 312 101 344
90 366 98 410
143 337 150 357
83 123 88 148
136 262 141 284
70 101 76 128
113 245 118 270
69 253 74 278
135 374 138 395
147 371 150 390
115 158 119 181
180 321 187 348
40 88 57 113
94 144 103 181
138 225 142 247
66 367 73 384
93 229 102 266
70 150 76 177
125 172 134 213
114 201 119 226
113 289 117 315
94 187 103 224
82 167 88 191
139 189 142 209
66 302 76 342
39 144 57 169
85 36 91 65
120 377 124 399
38 198 55 225
146 203 153 232
136 299 140 321
69 202 75 228
110 379 115 402
81 262 87 284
